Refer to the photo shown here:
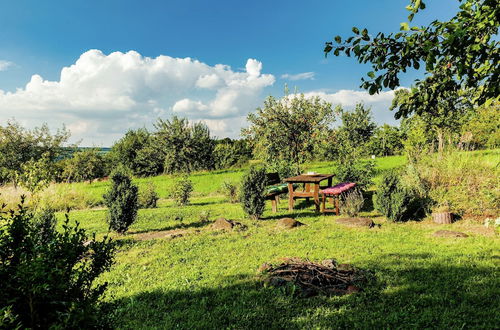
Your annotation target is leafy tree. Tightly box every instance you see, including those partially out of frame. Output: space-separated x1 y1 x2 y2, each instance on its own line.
240 167 267 220
392 88 472 153
462 99 500 149
138 182 160 209
325 0 499 118
155 116 215 174
243 91 334 174
0 201 114 328
61 149 106 183
110 128 164 177
213 138 253 170
367 124 404 156
103 168 138 234
334 103 377 160
17 153 55 195
0 120 70 185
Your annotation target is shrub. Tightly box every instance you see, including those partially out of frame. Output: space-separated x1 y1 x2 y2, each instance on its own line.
17 152 55 195
374 168 427 222
341 188 364 217
333 159 375 190
103 168 139 233
198 210 211 223
220 181 239 203
170 175 193 206
0 201 114 328
138 182 159 209
240 167 267 220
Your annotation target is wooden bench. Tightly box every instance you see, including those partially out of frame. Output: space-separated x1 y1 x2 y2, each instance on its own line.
320 182 357 215
265 173 289 213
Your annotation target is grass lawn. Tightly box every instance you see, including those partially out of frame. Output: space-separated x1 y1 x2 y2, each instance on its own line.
45 153 499 329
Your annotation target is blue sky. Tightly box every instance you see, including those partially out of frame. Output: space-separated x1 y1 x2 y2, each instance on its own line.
0 0 459 146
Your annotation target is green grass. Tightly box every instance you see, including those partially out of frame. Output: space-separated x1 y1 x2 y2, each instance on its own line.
44 152 498 329
3 152 499 328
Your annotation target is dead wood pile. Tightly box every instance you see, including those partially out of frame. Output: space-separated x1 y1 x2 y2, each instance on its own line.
259 258 371 297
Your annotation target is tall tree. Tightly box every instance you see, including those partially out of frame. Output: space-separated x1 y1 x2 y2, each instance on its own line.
325 0 499 118
243 91 334 174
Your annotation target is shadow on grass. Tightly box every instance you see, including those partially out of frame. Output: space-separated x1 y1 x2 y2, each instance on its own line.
128 220 208 235
103 255 499 329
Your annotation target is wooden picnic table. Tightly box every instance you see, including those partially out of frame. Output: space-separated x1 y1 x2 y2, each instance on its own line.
283 174 334 212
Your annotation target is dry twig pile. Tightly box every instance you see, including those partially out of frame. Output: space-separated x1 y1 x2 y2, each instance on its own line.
259 258 370 297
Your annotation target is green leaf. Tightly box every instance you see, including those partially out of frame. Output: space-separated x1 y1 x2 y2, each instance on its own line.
400 22 410 31
368 71 375 79
362 28 368 37
352 27 359 34
334 36 342 43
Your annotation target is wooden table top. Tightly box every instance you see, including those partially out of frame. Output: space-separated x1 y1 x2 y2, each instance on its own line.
283 174 334 183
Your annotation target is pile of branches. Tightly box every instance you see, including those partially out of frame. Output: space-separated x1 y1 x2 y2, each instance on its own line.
259 258 371 297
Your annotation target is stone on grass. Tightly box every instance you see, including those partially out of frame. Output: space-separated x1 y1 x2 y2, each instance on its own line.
336 217 375 228
433 230 468 238
277 218 304 229
212 217 245 230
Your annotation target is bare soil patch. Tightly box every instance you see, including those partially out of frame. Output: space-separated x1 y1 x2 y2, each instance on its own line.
277 218 304 229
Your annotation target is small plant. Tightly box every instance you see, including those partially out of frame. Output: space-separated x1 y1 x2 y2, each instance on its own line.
341 188 364 217
240 166 267 220
374 168 427 222
103 168 139 233
138 182 159 209
171 175 193 206
198 210 211 223
0 199 115 329
220 181 238 203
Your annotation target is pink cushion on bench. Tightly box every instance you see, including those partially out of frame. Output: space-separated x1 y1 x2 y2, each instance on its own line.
320 182 356 195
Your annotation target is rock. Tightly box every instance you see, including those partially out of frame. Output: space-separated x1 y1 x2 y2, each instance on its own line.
336 217 375 228
433 230 468 238
277 218 304 229
212 217 235 230
212 217 245 230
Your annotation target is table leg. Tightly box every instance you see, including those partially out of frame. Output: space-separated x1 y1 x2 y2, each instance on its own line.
287 183 294 211
327 177 332 187
314 183 320 212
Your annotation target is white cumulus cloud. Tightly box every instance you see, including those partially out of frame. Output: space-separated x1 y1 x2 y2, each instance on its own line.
0 50 274 145
281 72 315 81
0 60 13 71
299 89 400 125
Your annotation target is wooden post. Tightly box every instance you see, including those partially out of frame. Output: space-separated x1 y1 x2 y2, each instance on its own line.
433 212 453 224
288 183 294 211
335 197 340 215
314 183 320 212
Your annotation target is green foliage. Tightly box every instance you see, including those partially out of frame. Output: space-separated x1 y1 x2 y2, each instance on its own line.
265 159 297 181
170 175 194 206
240 167 267 220
213 138 252 170
374 168 427 222
110 128 164 177
61 149 106 183
220 181 239 203
417 151 499 216
333 159 375 190
336 104 377 159
341 188 365 217
367 124 404 156
463 100 500 149
0 120 70 185
17 153 55 195
138 182 159 209
103 168 139 233
0 201 114 328
243 90 334 174
156 116 215 174
325 0 499 117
